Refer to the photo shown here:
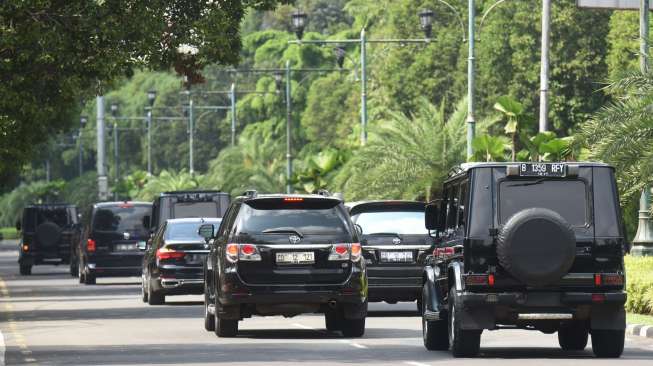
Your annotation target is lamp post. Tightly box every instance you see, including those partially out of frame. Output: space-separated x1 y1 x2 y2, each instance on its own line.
79 116 87 177
110 103 120 199
290 8 433 146
146 89 157 175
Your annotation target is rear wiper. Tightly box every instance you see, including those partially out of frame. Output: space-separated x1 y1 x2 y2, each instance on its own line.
261 227 304 237
367 232 400 236
508 178 548 187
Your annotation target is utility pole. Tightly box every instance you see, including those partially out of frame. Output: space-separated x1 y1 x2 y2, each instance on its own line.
360 28 367 146
113 121 119 200
467 0 476 158
146 109 152 175
539 0 551 133
189 97 194 175
96 96 108 201
230 83 237 146
285 61 293 194
78 132 83 177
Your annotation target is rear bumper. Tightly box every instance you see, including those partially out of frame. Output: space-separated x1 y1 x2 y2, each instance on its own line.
366 266 422 301
86 252 143 277
460 290 627 306
88 265 141 277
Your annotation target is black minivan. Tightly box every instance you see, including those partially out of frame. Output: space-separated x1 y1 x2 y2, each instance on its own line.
76 201 152 284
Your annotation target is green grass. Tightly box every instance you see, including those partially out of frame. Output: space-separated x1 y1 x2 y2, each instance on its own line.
0 227 18 240
627 312 653 327
625 255 653 316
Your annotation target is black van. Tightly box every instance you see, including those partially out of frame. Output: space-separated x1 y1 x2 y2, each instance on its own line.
17 204 80 275
75 201 152 284
148 191 230 232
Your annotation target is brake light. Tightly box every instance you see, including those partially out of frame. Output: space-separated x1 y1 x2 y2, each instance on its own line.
594 273 624 286
283 197 304 202
156 248 185 260
87 239 96 252
239 244 261 261
350 243 361 262
226 243 239 263
488 274 495 287
594 273 602 286
22 244 29 252
591 293 606 303
465 274 489 286
329 244 350 261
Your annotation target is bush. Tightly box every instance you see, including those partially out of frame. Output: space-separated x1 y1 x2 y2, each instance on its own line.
625 255 653 315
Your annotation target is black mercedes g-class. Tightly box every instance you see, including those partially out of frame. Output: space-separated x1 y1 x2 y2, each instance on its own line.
199 191 368 338
347 201 434 310
421 162 627 358
17 204 80 275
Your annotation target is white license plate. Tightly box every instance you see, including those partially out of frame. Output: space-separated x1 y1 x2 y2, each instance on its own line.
116 243 137 251
380 251 413 263
276 251 315 265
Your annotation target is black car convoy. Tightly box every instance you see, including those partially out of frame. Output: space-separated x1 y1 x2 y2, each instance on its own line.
13 162 629 358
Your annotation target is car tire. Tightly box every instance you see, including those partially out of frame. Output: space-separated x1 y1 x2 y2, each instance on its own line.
422 285 448 351
69 252 78 277
83 272 96 285
19 264 32 276
214 312 238 337
591 329 624 358
78 260 85 283
558 323 588 351
325 310 342 332
341 317 365 338
141 277 149 303
204 290 215 332
147 278 165 305
449 288 481 357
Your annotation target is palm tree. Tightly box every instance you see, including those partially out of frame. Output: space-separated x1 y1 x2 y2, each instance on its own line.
494 95 526 162
579 71 653 204
135 170 204 201
333 98 495 201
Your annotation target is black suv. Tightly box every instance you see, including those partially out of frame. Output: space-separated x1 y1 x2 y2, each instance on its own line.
421 162 627 358
17 204 80 275
141 217 222 305
200 192 368 338
348 201 434 310
148 190 230 232
76 201 152 284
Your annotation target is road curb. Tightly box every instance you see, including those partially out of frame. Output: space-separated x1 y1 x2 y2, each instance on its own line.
626 323 653 339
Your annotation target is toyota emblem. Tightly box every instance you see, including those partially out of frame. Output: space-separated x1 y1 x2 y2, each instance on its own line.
123 232 131 240
289 235 301 244
392 237 401 245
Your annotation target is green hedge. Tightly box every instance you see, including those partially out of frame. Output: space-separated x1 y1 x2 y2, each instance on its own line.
625 256 653 315
0 227 18 240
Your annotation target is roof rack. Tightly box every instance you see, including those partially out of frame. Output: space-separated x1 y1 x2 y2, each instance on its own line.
243 190 258 198
447 165 464 178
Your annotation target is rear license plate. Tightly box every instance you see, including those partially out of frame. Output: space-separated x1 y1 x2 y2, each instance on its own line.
276 252 315 265
380 251 413 263
519 163 566 177
186 254 203 264
116 243 137 251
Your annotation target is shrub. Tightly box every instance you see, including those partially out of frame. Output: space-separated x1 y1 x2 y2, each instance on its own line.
625 255 653 315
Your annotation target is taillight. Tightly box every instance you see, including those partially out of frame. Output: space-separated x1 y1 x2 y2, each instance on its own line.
156 248 185 260
328 243 361 261
594 273 624 286
465 274 495 287
22 244 29 252
87 239 96 252
239 244 261 261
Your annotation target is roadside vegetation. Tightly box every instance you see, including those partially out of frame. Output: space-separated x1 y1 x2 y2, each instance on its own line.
625 256 653 317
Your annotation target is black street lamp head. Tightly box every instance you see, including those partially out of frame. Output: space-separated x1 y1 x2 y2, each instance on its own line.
273 72 283 93
80 116 88 128
291 10 307 40
110 103 119 117
334 47 346 69
147 89 157 107
419 9 434 38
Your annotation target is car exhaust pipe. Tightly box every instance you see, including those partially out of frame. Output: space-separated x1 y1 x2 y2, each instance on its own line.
328 299 338 309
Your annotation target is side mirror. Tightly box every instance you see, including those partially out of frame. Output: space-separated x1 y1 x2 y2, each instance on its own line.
15 220 21 232
425 201 441 231
198 224 215 243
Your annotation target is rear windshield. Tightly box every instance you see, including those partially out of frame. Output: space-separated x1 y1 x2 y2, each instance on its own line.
93 205 151 235
25 208 71 229
173 202 219 219
237 201 351 236
165 220 222 241
352 211 428 235
499 179 587 226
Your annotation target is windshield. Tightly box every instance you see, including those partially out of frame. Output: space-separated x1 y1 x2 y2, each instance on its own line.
237 204 351 236
499 179 587 226
93 205 151 235
173 201 219 218
165 220 222 241
352 211 428 235
27 208 70 228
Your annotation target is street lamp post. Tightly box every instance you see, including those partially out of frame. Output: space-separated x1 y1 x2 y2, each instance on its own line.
290 9 433 146
230 83 236 146
146 90 157 175
79 116 87 177
110 103 120 200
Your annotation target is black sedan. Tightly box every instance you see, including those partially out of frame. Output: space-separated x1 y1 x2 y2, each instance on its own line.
347 201 434 310
141 217 221 305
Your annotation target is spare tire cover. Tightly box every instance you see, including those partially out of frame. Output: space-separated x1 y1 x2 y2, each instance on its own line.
35 222 62 247
497 208 575 287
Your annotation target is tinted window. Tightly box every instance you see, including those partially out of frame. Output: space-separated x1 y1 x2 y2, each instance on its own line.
35 208 70 227
173 202 219 218
499 179 587 226
93 205 151 235
237 203 351 236
353 211 428 235
165 220 222 241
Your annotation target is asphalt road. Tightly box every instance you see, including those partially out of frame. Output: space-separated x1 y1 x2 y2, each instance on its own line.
1 240 653 366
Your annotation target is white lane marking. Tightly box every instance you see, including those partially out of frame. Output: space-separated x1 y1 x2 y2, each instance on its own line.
292 323 315 330
339 339 368 349
404 362 431 366
1 329 5 366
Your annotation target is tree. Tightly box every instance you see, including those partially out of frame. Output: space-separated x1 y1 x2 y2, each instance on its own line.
0 0 286 182
494 95 527 161
471 135 509 162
